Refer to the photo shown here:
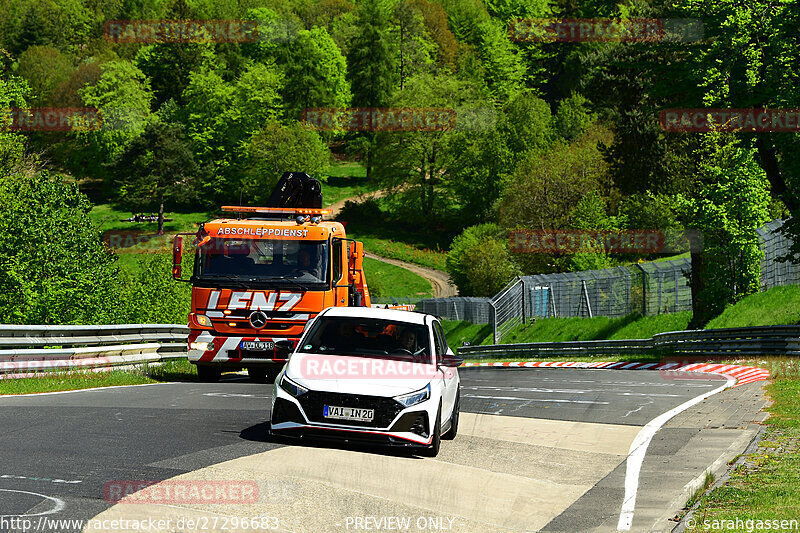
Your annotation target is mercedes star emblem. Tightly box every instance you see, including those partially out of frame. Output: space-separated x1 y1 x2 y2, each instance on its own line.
249 311 268 329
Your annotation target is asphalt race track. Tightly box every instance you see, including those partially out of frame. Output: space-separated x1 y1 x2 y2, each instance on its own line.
0 368 767 533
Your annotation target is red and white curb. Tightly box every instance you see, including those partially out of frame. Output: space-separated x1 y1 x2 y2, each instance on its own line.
461 361 771 387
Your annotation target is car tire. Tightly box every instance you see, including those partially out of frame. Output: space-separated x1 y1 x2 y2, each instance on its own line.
442 390 459 440
422 404 442 457
196 364 221 382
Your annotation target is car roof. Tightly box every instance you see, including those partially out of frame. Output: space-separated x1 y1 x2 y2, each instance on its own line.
320 306 431 325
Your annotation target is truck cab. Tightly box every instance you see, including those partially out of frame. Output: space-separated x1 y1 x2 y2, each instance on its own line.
172 205 370 382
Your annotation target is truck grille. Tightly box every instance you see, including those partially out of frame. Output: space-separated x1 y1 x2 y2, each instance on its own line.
297 391 404 428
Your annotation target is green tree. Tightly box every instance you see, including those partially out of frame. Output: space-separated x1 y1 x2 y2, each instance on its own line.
0 74 29 175
553 93 596 141
393 0 436 90
475 19 525 102
348 0 396 108
182 63 284 201
111 120 199 234
347 0 397 179
409 0 458 70
77 60 154 164
681 139 771 326
498 125 613 231
243 121 331 204
372 73 489 221
16 45 74 105
282 26 350 119
135 43 215 107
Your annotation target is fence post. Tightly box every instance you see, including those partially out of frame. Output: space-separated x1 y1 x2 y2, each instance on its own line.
490 301 498 344
521 278 527 324
581 280 593 318
635 263 647 316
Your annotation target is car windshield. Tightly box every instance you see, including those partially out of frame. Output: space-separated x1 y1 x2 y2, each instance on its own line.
195 238 328 286
298 317 432 362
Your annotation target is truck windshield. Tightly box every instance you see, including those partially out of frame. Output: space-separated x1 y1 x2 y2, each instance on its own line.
195 238 329 287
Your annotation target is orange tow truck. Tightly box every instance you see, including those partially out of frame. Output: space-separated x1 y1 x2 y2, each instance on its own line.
171 173 370 382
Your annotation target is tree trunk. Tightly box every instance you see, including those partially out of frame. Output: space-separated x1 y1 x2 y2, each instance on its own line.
158 196 165 235
756 136 797 210
688 231 706 328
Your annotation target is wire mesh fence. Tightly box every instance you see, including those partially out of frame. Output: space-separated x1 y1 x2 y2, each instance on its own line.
759 219 800 289
478 220 798 343
379 220 800 344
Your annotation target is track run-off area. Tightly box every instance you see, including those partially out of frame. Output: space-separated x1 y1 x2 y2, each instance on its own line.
0 366 768 533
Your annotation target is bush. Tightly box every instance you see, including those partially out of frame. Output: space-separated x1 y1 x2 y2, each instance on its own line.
118 254 192 324
0 167 123 324
446 223 520 296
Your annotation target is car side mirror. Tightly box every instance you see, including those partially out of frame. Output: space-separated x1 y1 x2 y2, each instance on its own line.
275 340 294 354
439 353 463 367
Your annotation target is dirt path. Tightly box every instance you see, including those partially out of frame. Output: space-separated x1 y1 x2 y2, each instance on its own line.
325 190 458 298
325 189 389 219
364 251 458 298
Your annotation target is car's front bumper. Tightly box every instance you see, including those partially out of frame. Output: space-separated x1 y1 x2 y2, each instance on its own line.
270 390 434 447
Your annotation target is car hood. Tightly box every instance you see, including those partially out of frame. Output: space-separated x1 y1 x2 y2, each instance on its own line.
285 352 438 396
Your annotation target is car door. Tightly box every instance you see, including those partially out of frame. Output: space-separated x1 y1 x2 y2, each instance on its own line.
432 320 458 420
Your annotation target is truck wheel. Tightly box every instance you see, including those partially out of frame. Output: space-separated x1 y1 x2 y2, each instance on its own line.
196 364 221 382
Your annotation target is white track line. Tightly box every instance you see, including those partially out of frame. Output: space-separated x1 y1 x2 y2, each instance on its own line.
616 374 735 531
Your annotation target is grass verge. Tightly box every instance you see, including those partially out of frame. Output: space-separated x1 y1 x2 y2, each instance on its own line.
363 256 432 299
0 359 198 395
690 366 800 527
352 233 448 271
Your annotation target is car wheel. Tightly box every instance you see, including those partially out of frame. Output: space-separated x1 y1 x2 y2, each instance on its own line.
442 390 459 440
196 364 221 382
422 404 441 457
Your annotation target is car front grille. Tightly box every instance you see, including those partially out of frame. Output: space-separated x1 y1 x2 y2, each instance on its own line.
296 391 405 428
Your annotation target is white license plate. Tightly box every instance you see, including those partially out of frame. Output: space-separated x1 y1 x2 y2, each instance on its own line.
323 405 374 422
241 341 274 351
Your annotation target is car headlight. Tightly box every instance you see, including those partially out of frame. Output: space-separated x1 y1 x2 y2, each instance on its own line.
394 383 431 408
279 374 308 397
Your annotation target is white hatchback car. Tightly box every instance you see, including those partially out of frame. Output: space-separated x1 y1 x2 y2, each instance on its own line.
270 307 462 456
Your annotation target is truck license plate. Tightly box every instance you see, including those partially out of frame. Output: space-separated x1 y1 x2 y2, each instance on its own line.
323 405 374 422
241 341 274 351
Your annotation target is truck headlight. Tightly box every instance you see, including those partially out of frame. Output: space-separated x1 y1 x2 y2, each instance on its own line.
196 314 212 327
190 341 214 351
279 375 308 397
394 384 431 408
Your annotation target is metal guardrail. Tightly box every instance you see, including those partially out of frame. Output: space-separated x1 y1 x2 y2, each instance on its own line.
0 324 189 378
458 325 800 358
